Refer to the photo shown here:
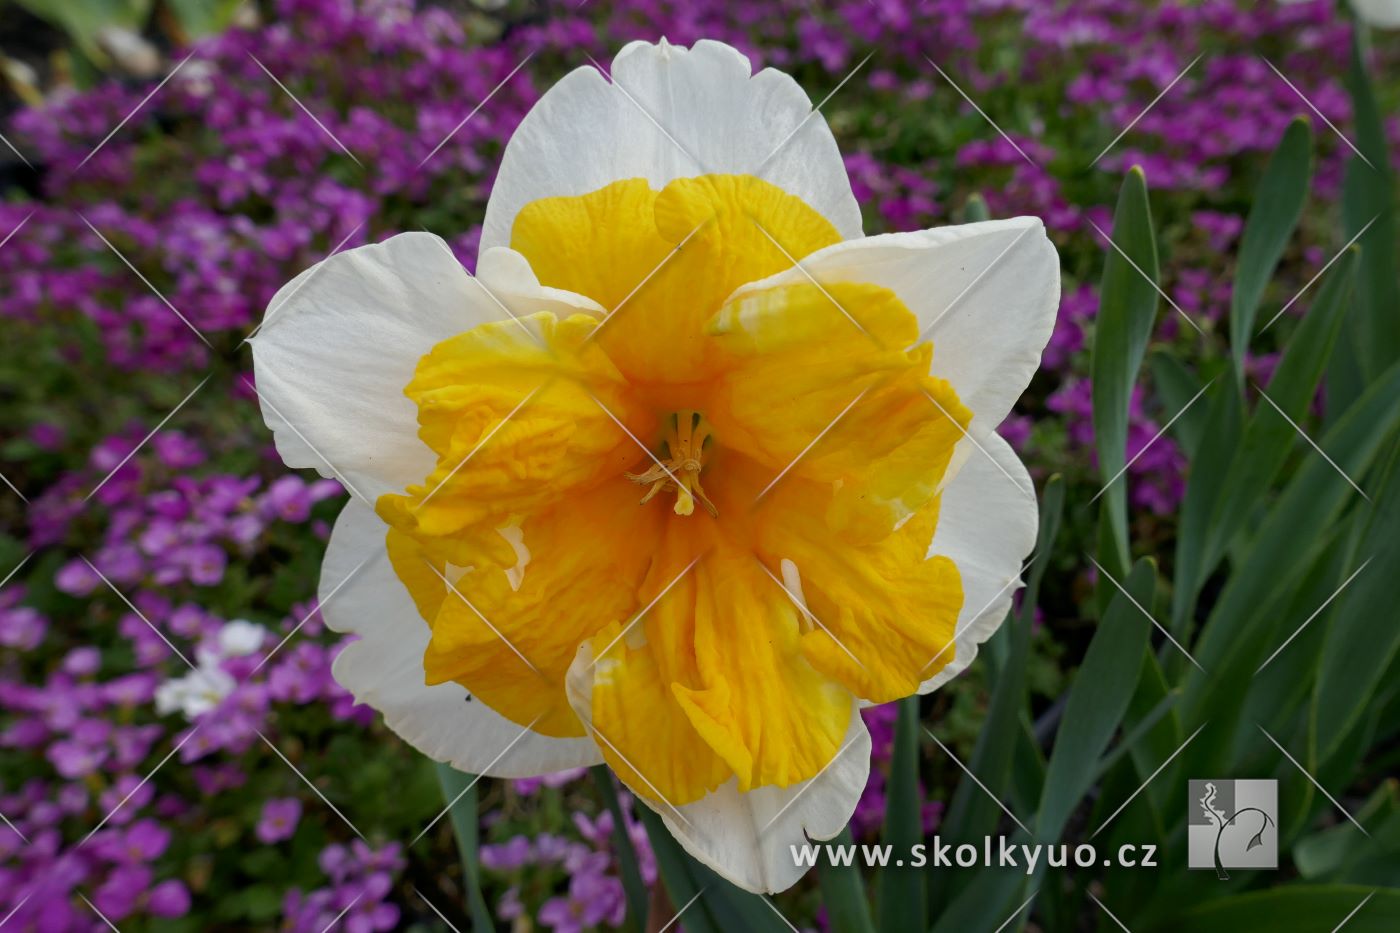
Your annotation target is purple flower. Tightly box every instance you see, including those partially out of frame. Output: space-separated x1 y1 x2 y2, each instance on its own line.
256 797 302 844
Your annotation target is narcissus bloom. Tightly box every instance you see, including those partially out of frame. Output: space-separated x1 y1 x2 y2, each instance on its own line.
252 39 1058 892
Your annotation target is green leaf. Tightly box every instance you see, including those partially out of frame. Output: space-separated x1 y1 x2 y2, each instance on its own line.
592 766 650 930
432 762 493 931
636 807 790 933
878 697 922 932
1036 558 1155 842
1229 116 1314 379
1156 886 1400 933
1148 353 1209 460
821 828 877 933
1181 361 1400 775
1341 31 1400 384
1092 167 1160 573
1202 247 1357 574
1312 439 1400 761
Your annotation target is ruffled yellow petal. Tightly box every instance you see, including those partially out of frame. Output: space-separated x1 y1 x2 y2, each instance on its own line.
510 174 842 387
706 280 972 542
759 481 964 702
417 478 664 738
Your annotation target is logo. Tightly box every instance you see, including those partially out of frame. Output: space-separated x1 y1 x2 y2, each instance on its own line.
1187 779 1277 878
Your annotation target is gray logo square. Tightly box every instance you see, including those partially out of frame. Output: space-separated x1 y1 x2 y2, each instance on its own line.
1187 779 1277 875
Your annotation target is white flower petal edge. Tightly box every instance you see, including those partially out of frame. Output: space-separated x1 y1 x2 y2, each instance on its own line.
1353 0 1400 28
920 429 1038 693
564 642 869 893
323 499 602 776
479 38 862 254
661 706 870 894
726 217 1059 438
249 233 603 502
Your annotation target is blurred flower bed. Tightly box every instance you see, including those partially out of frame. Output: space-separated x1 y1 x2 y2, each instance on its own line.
0 0 1394 929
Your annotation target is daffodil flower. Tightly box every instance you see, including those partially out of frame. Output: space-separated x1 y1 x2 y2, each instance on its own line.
251 39 1058 892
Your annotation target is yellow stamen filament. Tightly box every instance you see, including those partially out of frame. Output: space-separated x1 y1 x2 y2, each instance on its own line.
627 410 717 517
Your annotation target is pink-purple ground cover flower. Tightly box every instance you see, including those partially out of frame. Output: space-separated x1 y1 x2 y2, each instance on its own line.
1 0 1394 927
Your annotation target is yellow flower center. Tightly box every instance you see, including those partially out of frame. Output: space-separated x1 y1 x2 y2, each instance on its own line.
374 173 971 807
627 410 716 517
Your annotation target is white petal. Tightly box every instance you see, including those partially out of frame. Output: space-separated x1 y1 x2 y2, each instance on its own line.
726 217 1060 434
480 38 861 254
250 234 601 502
656 706 869 894
920 429 1038 693
1353 0 1400 29
321 500 601 776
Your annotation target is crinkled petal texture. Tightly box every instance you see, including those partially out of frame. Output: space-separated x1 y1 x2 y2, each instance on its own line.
251 39 1058 894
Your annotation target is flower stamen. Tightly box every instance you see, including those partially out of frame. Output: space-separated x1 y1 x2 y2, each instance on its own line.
627 410 717 517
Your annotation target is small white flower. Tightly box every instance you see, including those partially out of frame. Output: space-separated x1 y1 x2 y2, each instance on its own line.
154 665 236 721
217 618 267 657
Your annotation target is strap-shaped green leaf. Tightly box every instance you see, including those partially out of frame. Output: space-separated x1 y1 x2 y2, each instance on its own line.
1092 168 1159 575
877 697 922 933
1229 116 1314 379
432 762 494 931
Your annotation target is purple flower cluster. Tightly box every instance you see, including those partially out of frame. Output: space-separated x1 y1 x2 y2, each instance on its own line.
2 0 1394 927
